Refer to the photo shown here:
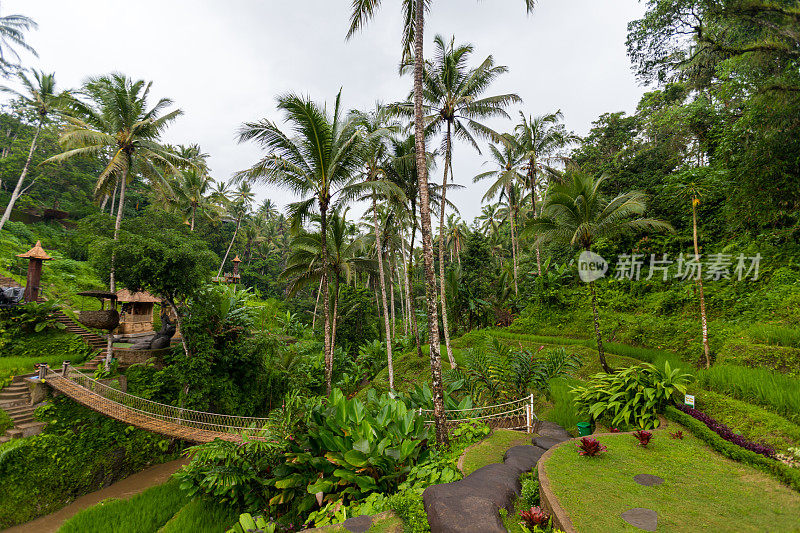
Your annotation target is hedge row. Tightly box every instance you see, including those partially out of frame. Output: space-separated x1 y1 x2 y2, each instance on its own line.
664 406 800 493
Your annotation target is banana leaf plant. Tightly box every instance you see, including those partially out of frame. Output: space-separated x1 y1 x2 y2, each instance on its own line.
266 389 430 522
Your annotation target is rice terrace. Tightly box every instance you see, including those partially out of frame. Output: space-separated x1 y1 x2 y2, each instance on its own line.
0 1 798 532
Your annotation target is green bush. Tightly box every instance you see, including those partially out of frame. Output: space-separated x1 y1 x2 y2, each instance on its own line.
572 362 692 430
267 389 430 524
57 480 187 533
664 406 800 493
520 471 540 508
388 491 429 533
696 364 800 424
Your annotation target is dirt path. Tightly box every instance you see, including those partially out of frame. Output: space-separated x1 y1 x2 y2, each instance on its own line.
2 457 189 533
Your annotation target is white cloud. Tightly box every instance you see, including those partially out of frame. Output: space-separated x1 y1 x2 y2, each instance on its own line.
3 0 647 223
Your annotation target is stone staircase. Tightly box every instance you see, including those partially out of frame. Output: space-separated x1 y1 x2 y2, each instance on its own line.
53 311 108 370
0 376 45 444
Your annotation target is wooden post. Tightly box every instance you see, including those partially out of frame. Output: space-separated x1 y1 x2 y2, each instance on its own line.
529 393 535 433
17 241 52 303
526 404 531 433
62 360 70 377
38 363 47 380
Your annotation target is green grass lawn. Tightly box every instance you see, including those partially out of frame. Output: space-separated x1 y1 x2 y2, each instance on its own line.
460 429 532 475
543 429 800 532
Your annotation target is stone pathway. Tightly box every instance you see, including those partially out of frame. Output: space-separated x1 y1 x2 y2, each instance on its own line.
422 422 571 533
621 507 658 531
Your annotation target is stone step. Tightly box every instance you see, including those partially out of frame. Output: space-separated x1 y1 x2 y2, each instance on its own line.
15 421 45 437
3 405 32 416
11 414 34 425
0 399 27 408
0 435 10 444
6 428 23 439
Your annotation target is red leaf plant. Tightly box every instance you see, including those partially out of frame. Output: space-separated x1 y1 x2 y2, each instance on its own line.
576 437 607 457
633 430 653 447
519 506 550 528
670 430 684 440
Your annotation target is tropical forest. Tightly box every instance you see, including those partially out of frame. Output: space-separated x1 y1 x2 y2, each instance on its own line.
0 1 798 532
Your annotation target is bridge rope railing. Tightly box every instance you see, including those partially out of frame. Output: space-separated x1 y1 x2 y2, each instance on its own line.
417 394 539 433
42 365 274 439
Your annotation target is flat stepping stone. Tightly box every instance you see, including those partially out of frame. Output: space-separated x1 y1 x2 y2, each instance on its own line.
621 508 658 531
532 436 565 450
634 474 664 486
342 514 372 533
503 445 544 474
535 421 573 440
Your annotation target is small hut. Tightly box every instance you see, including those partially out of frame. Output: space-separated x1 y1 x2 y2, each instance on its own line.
116 290 160 336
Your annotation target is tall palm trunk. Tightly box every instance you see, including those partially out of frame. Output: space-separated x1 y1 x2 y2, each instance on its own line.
507 183 519 295
692 198 711 369
412 0 448 445
319 201 333 396
589 280 612 373
107 166 129 368
390 274 396 339
312 276 323 331
437 124 456 369
373 195 395 388
330 273 340 363
190 204 196 231
217 215 242 278
528 160 542 276
407 221 422 359
0 122 41 232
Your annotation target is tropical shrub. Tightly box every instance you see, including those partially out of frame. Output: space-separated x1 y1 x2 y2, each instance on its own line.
266 389 430 523
670 430 684 439
0 299 65 336
571 362 691 430
633 430 653 447
519 506 550 529
576 437 607 457
446 337 581 403
227 513 277 533
396 381 474 412
520 471 540 507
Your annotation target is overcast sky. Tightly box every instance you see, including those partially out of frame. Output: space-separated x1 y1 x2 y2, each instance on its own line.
2 1 648 224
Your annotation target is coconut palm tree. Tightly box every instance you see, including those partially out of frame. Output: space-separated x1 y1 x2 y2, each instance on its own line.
393 35 520 368
527 171 673 373
474 136 526 294
514 110 577 274
217 182 254 278
348 0 536 445
46 74 183 290
0 70 69 232
235 92 362 396
351 104 402 389
672 176 711 369
0 6 37 78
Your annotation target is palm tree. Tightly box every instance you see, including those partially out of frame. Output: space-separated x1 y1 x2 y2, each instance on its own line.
257 198 279 219
528 172 673 373
0 70 68 232
282 210 375 362
217 183 254 278
236 92 362 396
394 35 520 368
672 177 711 369
0 6 37 77
474 136 526 294
46 73 183 293
514 110 577 275
348 0 536 445
351 104 402 389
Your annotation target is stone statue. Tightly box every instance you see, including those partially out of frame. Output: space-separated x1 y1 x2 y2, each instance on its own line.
131 308 177 350
0 287 24 306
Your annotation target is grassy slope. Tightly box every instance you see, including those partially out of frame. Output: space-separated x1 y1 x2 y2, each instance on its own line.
57 480 189 533
158 498 240 533
544 430 800 532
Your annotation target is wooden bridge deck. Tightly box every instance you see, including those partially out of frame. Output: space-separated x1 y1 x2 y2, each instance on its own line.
46 374 248 443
